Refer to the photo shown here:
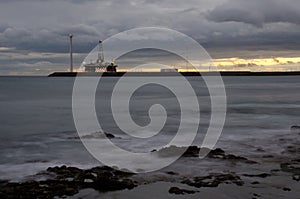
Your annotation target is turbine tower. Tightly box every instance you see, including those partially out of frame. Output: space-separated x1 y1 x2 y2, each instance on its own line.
69 34 73 72
98 40 104 63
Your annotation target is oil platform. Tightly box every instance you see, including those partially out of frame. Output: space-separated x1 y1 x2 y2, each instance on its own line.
83 40 117 73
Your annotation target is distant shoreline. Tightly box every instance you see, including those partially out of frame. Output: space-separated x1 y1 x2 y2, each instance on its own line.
48 71 300 77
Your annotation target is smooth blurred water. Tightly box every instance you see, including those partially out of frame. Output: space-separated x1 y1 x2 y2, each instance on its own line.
0 76 299 180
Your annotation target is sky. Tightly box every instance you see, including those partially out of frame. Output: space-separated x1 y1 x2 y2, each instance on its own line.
0 0 300 75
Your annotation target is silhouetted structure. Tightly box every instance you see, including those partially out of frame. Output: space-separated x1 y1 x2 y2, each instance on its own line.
69 34 73 72
84 40 108 72
106 62 118 72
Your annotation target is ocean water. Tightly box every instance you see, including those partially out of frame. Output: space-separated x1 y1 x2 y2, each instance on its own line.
0 76 299 181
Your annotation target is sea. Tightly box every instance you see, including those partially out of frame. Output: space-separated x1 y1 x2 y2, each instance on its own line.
0 76 299 181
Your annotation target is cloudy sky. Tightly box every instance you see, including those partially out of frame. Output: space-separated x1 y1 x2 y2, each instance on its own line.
0 0 300 75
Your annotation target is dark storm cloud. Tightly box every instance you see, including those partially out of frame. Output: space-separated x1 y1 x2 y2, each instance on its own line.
0 0 300 74
206 0 300 27
0 0 97 3
0 25 99 53
203 28 300 50
1 0 299 52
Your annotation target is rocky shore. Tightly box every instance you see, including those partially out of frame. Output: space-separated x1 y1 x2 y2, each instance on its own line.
1 141 300 198
0 166 136 199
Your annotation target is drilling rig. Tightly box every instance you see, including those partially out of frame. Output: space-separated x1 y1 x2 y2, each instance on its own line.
84 40 117 72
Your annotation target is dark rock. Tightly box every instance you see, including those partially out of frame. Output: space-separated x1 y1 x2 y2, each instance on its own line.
183 146 200 157
271 169 280 172
243 173 271 178
245 160 258 164
285 145 300 153
25 159 49 163
209 148 257 163
225 154 247 160
0 180 8 186
206 148 225 158
280 161 300 175
166 171 178 175
104 133 115 139
292 175 300 181
251 181 260 185
151 146 203 158
152 146 257 163
262 155 274 158
283 187 291 191
291 125 300 130
80 132 119 139
181 173 244 188
151 145 190 157
0 192 7 199
252 193 262 199
93 177 136 192
256 148 265 152
169 187 197 195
